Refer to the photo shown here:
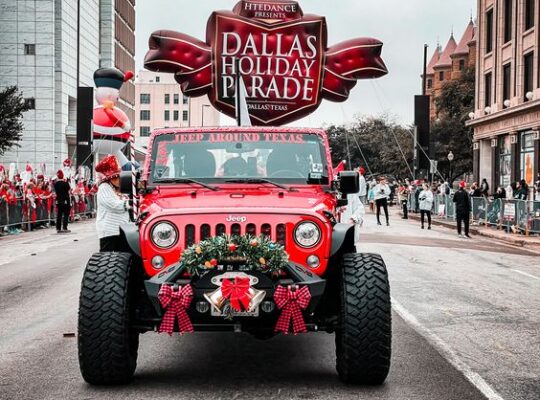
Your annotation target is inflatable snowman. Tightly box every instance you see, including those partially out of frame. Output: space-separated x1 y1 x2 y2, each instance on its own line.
92 68 134 155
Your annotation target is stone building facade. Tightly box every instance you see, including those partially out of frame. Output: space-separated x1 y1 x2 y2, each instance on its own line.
424 21 477 121
467 0 539 191
134 71 220 149
0 0 135 173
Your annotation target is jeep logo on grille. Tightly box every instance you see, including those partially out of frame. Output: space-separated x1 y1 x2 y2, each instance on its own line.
226 215 247 223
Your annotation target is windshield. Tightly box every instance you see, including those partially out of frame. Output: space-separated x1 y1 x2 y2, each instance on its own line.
149 132 329 185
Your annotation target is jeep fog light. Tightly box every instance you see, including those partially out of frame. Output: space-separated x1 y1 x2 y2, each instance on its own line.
307 255 320 269
151 256 165 269
196 301 210 314
294 221 321 248
151 222 178 249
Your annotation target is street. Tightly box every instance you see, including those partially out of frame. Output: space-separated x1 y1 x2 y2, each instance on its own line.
0 214 539 400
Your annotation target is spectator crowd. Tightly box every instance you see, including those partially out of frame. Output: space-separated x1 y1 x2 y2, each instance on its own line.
0 160 97 236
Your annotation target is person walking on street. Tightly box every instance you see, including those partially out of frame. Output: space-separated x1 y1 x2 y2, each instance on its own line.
53 170 71 234
398 183 410 219
95 155 132 252
419 183 433 229
374 176 391 226
358 167 367 205
453 181 471 238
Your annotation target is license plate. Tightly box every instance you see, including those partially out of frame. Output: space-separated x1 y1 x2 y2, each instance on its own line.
210 307 259 317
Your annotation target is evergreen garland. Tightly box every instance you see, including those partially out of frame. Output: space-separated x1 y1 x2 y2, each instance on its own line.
179 234 289 276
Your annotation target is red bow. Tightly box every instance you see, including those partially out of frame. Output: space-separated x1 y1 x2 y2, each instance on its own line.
274 285 311 335
221 277 252 312
158 284 194 335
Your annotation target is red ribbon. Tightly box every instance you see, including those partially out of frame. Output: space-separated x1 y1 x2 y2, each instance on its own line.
221 277 252 312
274 285 311 335
158 284 194 335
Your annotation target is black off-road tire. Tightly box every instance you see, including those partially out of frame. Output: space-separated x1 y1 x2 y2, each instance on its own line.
78 252 139 385
335 253 391 385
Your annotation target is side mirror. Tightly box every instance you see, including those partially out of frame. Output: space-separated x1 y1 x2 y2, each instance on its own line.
339 171 359 194
120 170 137 195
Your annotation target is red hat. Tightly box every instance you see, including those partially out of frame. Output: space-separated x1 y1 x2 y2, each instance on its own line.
359 167 366 175
56 170 64 180
96 155 121 182
459 180 466 188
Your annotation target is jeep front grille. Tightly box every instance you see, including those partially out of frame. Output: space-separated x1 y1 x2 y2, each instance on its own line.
184 223 287 248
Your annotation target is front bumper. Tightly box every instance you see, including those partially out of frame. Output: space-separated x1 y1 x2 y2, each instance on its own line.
143 262 326 332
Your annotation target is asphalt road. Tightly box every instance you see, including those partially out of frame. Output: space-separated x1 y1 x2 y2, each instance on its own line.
0 214 538 400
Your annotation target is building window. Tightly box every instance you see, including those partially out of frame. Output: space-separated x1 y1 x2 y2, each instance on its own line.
525 0 535 30
459 59 465 71
140 93 150 104
155 76 160 83
183 95 188 105
164 110 170 121
183 110 189 121
484 72 492 107
486 9 494 53
520 132 535 185
24 98 35 109
24 44 35 55
140 110 150 121
427 79 433 89
140 126 151 137
499 136 512 187
524 52 534 101
174 94 179 104
504 0 513 43
164 94 170 104
439 71 444 81
173 110 179 121
502 64 511 105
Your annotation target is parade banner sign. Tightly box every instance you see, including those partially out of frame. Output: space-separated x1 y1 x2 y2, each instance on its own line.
144 0 388 126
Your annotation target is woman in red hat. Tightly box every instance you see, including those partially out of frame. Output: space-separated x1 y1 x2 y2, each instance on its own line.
95 155 131 251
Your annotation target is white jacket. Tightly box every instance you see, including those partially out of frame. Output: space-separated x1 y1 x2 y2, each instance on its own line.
373 184 391 200
96 183 132 239
419 189 434 211
358 175 367 197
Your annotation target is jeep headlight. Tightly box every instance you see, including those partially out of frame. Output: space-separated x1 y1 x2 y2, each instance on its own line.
151 222 178 249
294 221 321 248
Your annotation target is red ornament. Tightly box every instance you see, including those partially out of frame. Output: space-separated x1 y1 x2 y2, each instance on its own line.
221 277 252 312
274 285 311 335
158 284 194 335
210 258 218 266
228 243 237 252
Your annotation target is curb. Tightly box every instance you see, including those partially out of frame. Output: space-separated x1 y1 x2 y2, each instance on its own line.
406 213 540 250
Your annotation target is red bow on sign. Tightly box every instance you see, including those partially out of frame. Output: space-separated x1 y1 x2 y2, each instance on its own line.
158 284 194 335
221 277 252 312
274 285 311 335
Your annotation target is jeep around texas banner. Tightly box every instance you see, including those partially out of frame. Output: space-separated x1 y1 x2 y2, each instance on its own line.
144 0 388 126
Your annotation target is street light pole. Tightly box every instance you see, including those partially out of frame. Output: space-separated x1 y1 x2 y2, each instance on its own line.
447 151 454 184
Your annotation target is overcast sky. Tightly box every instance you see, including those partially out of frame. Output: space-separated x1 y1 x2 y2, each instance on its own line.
135 0 476 127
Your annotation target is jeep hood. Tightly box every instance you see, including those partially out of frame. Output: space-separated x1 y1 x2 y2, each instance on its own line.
142 187 334 214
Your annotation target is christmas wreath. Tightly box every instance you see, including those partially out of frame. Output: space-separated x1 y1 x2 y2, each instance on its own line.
179 234 289 276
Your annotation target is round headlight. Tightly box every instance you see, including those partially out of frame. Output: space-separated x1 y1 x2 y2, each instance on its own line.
294 221 321 248
151 222 178 249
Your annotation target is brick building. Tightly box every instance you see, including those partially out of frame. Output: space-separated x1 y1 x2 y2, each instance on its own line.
424 21 477 121
467 0 539 191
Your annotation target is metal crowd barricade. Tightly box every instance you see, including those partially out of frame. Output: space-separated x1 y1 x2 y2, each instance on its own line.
1 194 97 233
471 197 487 224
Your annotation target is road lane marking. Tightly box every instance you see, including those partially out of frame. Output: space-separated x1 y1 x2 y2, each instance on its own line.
392 297 506 400
510 269 540 281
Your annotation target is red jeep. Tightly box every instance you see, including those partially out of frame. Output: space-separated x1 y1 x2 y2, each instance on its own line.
78 126 391 385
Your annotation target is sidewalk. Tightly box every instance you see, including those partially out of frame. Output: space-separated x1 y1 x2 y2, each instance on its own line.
405 210 540 251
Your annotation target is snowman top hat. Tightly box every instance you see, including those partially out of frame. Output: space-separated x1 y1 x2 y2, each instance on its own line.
94 68 134 90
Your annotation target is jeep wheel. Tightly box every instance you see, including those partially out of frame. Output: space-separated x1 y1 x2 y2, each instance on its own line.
78 252 139 384
335 253 391 385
